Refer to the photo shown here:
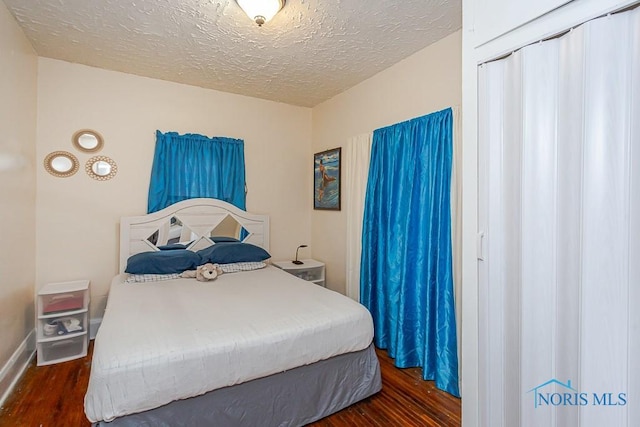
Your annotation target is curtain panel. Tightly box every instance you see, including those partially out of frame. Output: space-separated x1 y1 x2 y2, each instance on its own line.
361 108 459 396
451 106 462 379
148 131 246 213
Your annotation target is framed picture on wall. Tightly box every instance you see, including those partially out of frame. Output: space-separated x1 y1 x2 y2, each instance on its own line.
314 147 341 211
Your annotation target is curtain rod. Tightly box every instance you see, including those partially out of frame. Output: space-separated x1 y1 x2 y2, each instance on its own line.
480 2 640 66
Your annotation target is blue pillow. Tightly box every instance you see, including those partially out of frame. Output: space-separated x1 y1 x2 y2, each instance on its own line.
197 242 271 264
157 243 188 251
125 250 201 274
211 236 240 243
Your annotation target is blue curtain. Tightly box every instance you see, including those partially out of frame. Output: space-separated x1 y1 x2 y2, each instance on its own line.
148 131 246 213
360 108 459 397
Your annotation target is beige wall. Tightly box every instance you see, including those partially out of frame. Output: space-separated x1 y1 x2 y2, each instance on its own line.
36 59 312 318
311 30 462 294
0 3 38 367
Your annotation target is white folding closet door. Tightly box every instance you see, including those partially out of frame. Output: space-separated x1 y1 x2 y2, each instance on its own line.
478 8 639 427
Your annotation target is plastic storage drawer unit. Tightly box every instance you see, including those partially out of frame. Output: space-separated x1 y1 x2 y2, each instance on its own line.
37 280 90 365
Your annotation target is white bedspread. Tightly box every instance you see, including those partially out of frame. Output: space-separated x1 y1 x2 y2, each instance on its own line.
84 266 374 422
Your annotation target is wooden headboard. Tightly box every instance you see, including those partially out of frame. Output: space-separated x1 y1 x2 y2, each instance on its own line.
119 198 270 273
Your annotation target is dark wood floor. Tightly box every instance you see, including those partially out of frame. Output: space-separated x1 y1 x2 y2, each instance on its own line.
0 343 460 426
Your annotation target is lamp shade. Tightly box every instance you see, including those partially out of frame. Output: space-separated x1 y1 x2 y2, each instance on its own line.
237 0 285 26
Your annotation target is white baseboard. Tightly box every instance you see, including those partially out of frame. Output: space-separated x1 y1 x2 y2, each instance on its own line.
90 318 102 340
0 329 36 408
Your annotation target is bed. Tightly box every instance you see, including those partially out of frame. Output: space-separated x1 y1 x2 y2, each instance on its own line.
84 198 381 426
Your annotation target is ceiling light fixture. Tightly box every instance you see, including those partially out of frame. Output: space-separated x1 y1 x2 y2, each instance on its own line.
236 0 285 26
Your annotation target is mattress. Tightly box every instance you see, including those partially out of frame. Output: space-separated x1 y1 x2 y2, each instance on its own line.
94 344 381 427
84 266 374 423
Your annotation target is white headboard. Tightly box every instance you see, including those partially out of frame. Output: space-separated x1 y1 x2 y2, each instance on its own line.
119 198 270 273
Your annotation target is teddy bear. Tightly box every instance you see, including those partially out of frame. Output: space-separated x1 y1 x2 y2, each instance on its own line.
181 263 223 282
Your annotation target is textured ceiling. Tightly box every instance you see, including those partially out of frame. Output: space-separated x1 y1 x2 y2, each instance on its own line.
3 0 461 107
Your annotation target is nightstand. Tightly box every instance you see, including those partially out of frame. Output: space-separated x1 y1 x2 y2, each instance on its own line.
273 259 325 287
36 280 90 366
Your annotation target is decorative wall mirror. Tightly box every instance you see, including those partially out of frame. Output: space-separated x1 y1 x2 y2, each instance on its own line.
72 129 104 153
85 155 117 181
211 215 247 240
44 151 79 178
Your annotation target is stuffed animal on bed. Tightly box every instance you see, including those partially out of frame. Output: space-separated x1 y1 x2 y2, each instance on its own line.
181 263 223 282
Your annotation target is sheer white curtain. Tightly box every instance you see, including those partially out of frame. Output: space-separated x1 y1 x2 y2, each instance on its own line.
478 8 639 427
345 133 373 301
